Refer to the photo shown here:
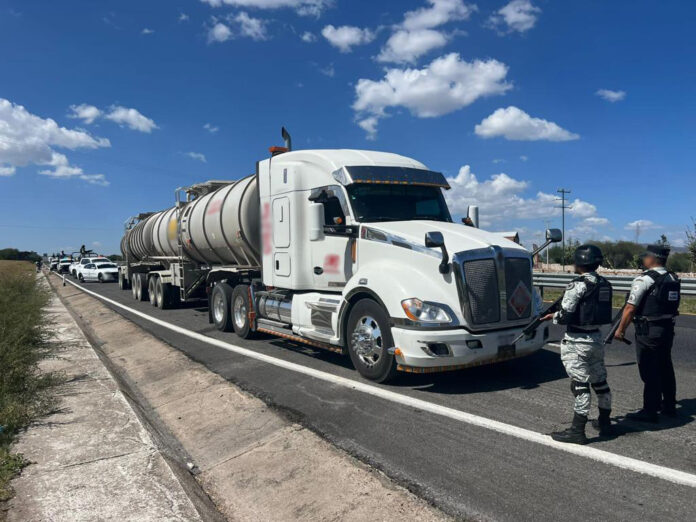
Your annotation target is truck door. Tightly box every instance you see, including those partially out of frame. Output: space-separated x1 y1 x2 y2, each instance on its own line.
272 197 291 278
310 188 353 290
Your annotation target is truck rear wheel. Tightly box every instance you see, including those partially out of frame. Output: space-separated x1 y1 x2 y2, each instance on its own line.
156 278 176 310
131 275 138 299
134 273 148 302
148 276 158 306
211 283 234 332
231 285 255 339
346 299 398 383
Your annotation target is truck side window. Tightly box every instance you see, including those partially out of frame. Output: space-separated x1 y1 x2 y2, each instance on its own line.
323 196 346 226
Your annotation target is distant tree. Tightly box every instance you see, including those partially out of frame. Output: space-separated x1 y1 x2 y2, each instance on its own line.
656 234 670 247
0 248 42 262
548 238 581 267
667 252 691 273
107 254 123 262
587 240 643 269
686 218 696 271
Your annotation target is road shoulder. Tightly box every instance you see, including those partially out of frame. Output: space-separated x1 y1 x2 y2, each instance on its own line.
46 274 448 521
6 278 203 522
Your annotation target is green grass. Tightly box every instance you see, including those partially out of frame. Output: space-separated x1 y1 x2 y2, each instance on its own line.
540 287 696 314
0 262 60 504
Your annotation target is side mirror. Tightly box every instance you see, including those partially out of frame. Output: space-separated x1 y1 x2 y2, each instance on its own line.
546 228 562 243
308 202 324 241
425 232 449 274
425 231 444 248
531 228 563 257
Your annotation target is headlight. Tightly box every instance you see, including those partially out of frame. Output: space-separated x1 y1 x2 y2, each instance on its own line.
401 298 451 323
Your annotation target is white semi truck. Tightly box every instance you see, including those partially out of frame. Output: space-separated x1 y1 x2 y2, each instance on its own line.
118 129 561 382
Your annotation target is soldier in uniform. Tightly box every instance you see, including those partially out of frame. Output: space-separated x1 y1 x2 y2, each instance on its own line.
613 244 681 422
541 244 614 444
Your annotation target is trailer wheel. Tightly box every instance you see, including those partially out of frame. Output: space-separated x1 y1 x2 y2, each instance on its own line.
134 273 148 302
346 299 398 383
156 278 175 310
131 275 139 299
148 276 158 306
211 283 234 332
231 285 255 339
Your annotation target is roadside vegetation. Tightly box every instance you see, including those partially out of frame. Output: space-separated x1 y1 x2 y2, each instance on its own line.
541 287 696 314
0 262 59 505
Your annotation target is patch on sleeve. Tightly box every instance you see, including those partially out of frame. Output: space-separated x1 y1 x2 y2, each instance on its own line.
566 282 576 290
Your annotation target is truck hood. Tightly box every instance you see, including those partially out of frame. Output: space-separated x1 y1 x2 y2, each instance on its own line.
363 220 527 255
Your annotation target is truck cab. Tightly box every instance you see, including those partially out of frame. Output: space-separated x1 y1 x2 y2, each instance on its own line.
252 149 553 381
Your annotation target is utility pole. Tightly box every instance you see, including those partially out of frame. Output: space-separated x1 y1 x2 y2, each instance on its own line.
545 220 551 270
556 189 572 272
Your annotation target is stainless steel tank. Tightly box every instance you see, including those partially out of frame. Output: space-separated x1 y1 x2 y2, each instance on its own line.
121 175 260 267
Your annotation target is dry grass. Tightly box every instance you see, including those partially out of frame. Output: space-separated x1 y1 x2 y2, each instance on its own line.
0 262 60 505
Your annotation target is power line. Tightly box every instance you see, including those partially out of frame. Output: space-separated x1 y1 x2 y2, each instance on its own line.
556 188 572 271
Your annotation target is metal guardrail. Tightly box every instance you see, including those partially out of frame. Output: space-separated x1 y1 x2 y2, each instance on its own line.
533 272 696 296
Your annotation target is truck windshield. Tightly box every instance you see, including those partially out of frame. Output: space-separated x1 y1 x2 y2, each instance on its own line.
346 184 452 223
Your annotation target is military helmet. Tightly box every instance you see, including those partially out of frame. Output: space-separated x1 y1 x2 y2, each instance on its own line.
574 244 603 267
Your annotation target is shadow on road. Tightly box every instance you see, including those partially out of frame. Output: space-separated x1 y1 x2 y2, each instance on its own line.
609 398 696 436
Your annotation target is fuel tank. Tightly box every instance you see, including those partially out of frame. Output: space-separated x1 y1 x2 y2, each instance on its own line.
121 175 260 267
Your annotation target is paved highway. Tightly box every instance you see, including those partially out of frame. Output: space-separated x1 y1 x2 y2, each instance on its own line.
56 274 696 521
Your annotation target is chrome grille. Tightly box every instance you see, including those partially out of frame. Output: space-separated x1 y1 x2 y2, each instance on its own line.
462 259 500 324
505 258 533 320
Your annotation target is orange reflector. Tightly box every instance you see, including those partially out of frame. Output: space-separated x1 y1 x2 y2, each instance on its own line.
394 348 402 356
351 240 357 263
269 146 289 155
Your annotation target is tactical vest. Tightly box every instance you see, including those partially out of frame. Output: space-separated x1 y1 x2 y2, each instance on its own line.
568 275 613 326
635 270 680 319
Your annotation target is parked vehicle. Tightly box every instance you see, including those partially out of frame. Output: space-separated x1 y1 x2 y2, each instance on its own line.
58 257 73 274
78 261 118 283
72 256 111 278
118 129 561 382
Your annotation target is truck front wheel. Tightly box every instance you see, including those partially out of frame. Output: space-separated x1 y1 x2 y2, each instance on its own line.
346 299 398 383
211 283 234 332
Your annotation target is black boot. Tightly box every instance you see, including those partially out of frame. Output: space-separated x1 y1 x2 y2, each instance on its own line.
551 413 588 444
591 408 613 437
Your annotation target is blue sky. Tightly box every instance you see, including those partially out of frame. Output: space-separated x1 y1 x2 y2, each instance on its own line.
1 0 694 255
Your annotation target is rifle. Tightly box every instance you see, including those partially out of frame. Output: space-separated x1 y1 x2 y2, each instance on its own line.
511 295 563 345
603 304 632 345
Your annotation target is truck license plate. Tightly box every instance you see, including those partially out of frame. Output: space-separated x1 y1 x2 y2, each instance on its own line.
498 344 516 358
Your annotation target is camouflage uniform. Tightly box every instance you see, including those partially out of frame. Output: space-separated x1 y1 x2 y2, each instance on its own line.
554 272 612 417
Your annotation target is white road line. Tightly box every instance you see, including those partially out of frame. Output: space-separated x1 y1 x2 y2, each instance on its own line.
57 275 696 489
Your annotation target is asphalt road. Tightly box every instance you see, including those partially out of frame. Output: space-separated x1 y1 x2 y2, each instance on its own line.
56 274 696 521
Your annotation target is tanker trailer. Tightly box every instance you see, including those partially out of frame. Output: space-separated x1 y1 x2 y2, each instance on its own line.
116 128 559 382
118 176 261 308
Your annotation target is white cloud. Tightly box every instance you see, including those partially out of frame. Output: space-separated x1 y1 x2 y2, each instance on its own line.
475 106 579 141
488 0 541 34
402 0 476 31
596 89 626 102
68 104 103 124
322 25 374 53
519 155 528 161
357 116 379 140
301 31 316 42
200 0 330 17
0 98 110 184
185 151 207 162
582 217 609 226
142 28 155 35
208 13 269 42
353 53 511 137
625 219 660 230
104 106 158 133
208 22 234 42
376 29 448 64
377 1 475 64
179 13 190 21
319 63 335 77
444 165 598 228
235 12 268 40
38 152 109 186
204 123 219 133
